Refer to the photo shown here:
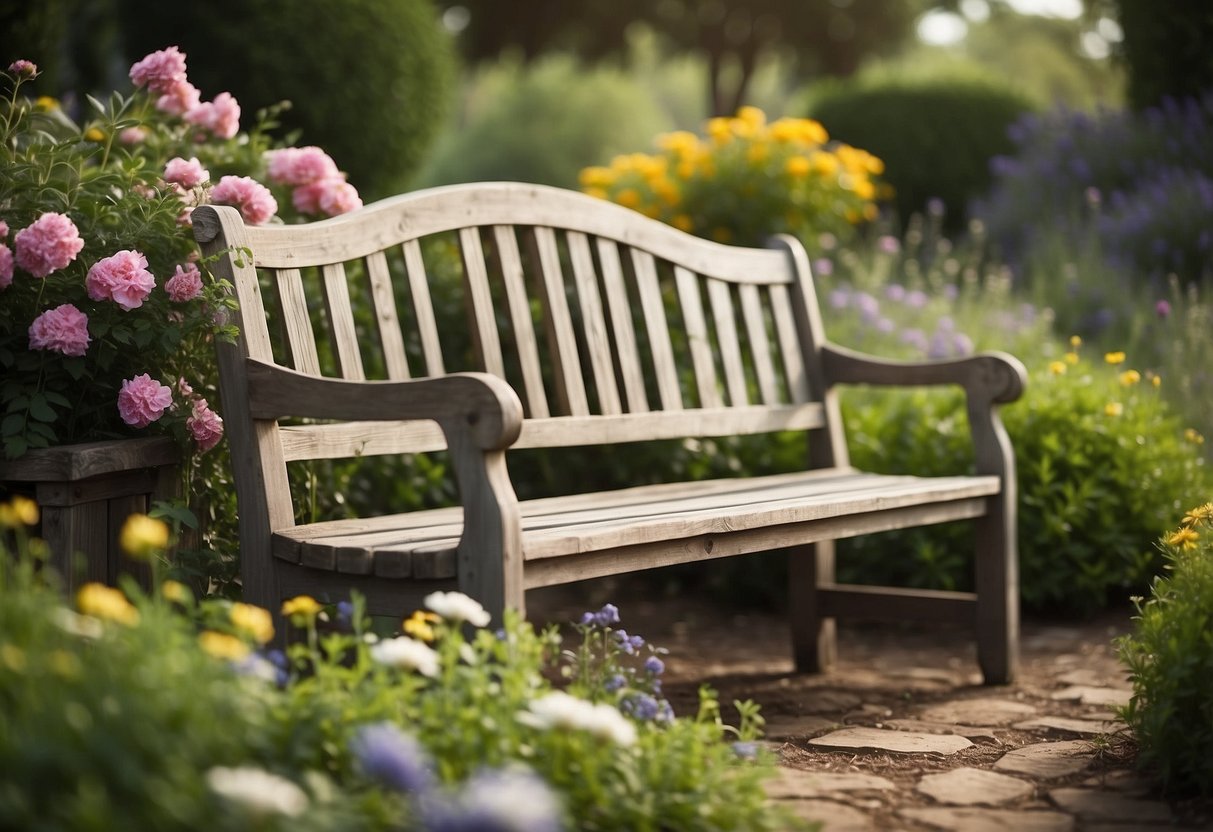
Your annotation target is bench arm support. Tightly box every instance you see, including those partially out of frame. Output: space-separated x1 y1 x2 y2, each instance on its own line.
244 359 526 620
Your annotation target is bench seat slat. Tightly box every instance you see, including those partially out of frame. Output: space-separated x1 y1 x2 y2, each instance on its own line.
274 471 999 577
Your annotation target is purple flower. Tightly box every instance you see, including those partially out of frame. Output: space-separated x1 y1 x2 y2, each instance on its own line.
621 693 661 720
829 288 851 309
351 722 434 794
614 630 645 654
732 741 759 759
905 290 928 309
813 257 834 277
336 600 355 624
581 603 619 628
643 656 665 676
1156 299 1172 318
885 283 906 302
604 674 627 692
877 235 901 255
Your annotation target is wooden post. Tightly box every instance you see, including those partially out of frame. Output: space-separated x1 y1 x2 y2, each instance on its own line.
0 437 180 593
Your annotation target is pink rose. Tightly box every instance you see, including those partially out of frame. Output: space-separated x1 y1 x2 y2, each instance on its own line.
155 80 201 116
0 244 11 289
165 262 203 302
291 181 325 216
266 146 340 187
86 249 156 310
129 47 187 95
0 220 8 238
117 374 173 428
185 91 240 140
176 207 195 227
28 303 90 357
318 179 363 216
176 377 194 398
211 175 277 225
164 156 209 189
119 126 148 145
8 60 37 77
187 398 224 452
13 212 84 278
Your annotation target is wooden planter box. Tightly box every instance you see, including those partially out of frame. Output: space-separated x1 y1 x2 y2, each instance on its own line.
0 437 180 592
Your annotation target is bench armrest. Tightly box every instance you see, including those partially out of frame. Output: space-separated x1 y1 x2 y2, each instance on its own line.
245 359 523 450
821 343 1026 480
821 344 1026 405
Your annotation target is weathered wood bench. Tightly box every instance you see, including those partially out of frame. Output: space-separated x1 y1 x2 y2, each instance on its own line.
193 182 1026 683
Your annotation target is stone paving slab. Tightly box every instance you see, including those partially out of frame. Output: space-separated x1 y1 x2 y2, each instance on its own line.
917 697 1037 726
1013 716 1126 735
780 798 873 831
993 740 1095 779
916 767 1035 806
763 714 840 739
808 726 973 755
765 768 897 799
884 718 1000 741
1049 685 1133 708
899 807 1075 831
1049 787 1175 824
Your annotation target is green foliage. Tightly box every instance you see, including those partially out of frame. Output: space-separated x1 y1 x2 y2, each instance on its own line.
0 507 806 831
1117 508 1213 796
118 0 456 199
843 350 1211 614
1112 0 1213 110
417 54 673 191
807 71 1037 227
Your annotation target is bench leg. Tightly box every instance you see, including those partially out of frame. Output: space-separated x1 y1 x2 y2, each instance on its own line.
788 540 836 673
974 495 1019 684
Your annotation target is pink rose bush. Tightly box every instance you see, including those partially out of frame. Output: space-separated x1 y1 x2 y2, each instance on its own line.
0 48 356 460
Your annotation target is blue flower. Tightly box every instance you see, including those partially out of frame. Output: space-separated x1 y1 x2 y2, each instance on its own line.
732 741 759 760
643 656 665 676
336 600 355 624
350 722 434 794
604 673 627 693
613 629 645 654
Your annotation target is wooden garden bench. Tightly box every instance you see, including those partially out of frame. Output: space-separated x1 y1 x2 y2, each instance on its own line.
193 182 1026 683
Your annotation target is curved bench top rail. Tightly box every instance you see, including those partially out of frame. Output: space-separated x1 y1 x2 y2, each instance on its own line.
234 182 794 284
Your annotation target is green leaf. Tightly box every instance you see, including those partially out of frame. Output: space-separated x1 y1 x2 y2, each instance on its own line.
1 413 25 437
28 395 56 422
44 391 70 407
4 435 27 459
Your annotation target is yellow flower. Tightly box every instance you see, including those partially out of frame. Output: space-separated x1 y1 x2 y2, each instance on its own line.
1064 352 1080 365
707 117 733 144
862 203 879 221
281 595 322 620
1104 351 1126 365
615 188 641 209
656 130 699 156
578 166 613 188
746 142 769 164
1151 375 1161 388
1070 335 1082 348
1104 402 1123 417
583 187 607 201
199 630 251 661
652 179 679 206
768 119 800 143
231 602 275 644
84 127 105 142
784 156 811 178
1048 361 1067 375
403 610 441 642
1181 503 1213 526
712 227 733 243
851 178 876 200
671 214 693 233
77 583 140 626
1184 428 1205 445
161 580 191 604
120 514 169 560
34 96 58 111
1119 369 1141 386
1167 527 1200 550
736 105 766 128
0 496 39 528
810 151 839 177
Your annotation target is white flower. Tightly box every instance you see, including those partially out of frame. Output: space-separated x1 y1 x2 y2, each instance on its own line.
518 691 637 746
206 766 308 817
424 590 491 627
369 636 440 677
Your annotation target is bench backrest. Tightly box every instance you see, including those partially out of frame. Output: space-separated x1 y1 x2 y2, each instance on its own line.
193 183 849 528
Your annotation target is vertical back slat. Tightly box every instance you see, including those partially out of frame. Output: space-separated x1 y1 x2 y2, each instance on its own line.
274 268 321 376
674 266 722 409
493 226 549 418
708 279 747 406
401 240 445 377
533 227 589 416
740 284 779 405
567 231 621 415
596 239 648 413
769 283 810 403
631 250 683 411
364 250 410 380
321 262 365 380
459 227 506 378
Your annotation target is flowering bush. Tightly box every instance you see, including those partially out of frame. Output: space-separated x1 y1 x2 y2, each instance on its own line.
579 106 888 252
1118 506 1213 796
0 504 803 831
0 51 361 459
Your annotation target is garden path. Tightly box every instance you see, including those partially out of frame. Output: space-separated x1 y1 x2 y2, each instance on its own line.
530 579 1213 832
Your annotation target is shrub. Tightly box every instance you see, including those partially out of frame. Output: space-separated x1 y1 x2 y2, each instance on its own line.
0 503 805 831
975 94 1213 285
580 106 888 251
1118 507 1213 796
842 345 1211 614
417 54 673 191
118 0 456 200
1113 0 1213 110
807 73 1036 228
